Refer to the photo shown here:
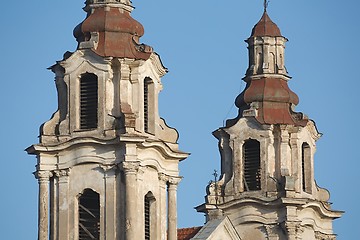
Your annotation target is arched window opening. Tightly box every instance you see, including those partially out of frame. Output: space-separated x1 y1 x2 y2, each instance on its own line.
143 77 154 134
144 192 156 240
302 143 312 193
78 189 100 240
257 52 263 73
80 73 98 130
243 139 261 191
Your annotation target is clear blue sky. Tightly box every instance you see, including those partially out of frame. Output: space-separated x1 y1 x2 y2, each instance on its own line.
1 1 358 239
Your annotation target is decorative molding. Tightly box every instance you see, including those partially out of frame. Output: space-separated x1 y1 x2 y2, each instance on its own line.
101 164 119 177
168 176 182 186
53 169 71 178
149 53 168 77
34 171 53 181
120 161 140 174
307 120 322 141
158 173 169 182
315 231 336 240
264 224 278 240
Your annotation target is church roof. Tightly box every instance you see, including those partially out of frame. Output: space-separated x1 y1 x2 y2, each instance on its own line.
233 9 308 127
250 11 282 37
73 3 152 59
177 227 202 240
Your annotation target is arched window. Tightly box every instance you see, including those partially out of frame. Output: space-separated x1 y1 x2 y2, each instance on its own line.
143 77 154 134
243 139 261 191
80 73 98 130
78 189 100 240
302 143 312 193
144 192 156 240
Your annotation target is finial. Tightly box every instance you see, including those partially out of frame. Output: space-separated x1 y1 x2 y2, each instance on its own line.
264 0 270 12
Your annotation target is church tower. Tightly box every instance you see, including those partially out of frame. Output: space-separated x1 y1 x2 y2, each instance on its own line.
26 1 188 240
196 8 342 240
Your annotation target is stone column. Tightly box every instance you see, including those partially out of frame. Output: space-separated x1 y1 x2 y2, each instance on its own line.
55 169 71 240
158 173 168 240
121 161 140 240
50 176 58 240
289 129 300 193
103 165 118 240
167 177 181 240
35 170 53 240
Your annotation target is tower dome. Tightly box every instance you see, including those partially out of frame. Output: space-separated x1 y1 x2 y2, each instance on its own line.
250 11 282 37
73 0 152 59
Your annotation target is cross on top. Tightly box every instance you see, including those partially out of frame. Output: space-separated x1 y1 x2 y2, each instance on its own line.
264 0 270 11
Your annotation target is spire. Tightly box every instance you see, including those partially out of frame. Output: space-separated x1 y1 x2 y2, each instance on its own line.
234 9 307 126
73 0 153 59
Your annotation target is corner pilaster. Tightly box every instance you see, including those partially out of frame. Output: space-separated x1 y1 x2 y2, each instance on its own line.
167 177 182 240
54 169 71 240
35 170 53 240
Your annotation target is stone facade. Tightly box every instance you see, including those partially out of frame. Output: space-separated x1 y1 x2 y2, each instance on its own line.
195 10 342 240
27 2 342 240
27 1 188 239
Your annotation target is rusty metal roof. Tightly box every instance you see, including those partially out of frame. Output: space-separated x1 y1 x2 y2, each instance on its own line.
251 11 282 37
234 11 308 127
74 7 152 59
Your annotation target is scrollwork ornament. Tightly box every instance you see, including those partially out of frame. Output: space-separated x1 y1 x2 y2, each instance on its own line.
158 173 168 183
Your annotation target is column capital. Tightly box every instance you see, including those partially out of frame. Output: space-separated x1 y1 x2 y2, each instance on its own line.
120 161 140 174
101 164 118 177
158 173 168 182
34 170 53 181
168 176 182 186
283 221 302 239
53 168 71 178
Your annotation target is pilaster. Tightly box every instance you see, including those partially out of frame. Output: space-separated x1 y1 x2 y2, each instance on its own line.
158 173 168 240
167 177 182 240
103 165 118 240
35 170 53 240
120 161 140 240
279 126 291 176
54 169 71 240
289 129 301 193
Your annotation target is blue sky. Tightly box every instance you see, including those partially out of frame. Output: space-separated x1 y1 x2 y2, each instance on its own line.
1 1 359 239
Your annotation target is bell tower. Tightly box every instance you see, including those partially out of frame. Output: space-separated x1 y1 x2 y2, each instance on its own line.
27 1 188 240
196 8 342 240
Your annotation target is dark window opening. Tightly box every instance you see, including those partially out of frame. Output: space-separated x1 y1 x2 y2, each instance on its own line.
80 73 98 130
144 196 151 240
243 139 261 191
144 78 151 133
79 189 100 240
302 143 311 193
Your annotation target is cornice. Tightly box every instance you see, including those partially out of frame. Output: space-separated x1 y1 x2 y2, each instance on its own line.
140 140 189 161
26 137 120 154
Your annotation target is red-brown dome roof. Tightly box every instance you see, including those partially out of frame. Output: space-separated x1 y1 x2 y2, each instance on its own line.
74 7 152 60
250 11 282 37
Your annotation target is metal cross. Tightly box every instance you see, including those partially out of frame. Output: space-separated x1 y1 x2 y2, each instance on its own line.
264 0 270 11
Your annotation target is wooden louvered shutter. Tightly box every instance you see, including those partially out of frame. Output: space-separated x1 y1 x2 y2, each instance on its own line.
144 196 151 240
243 140 261 191
79 189 100 240
80 73 98 130
144 78 151 133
